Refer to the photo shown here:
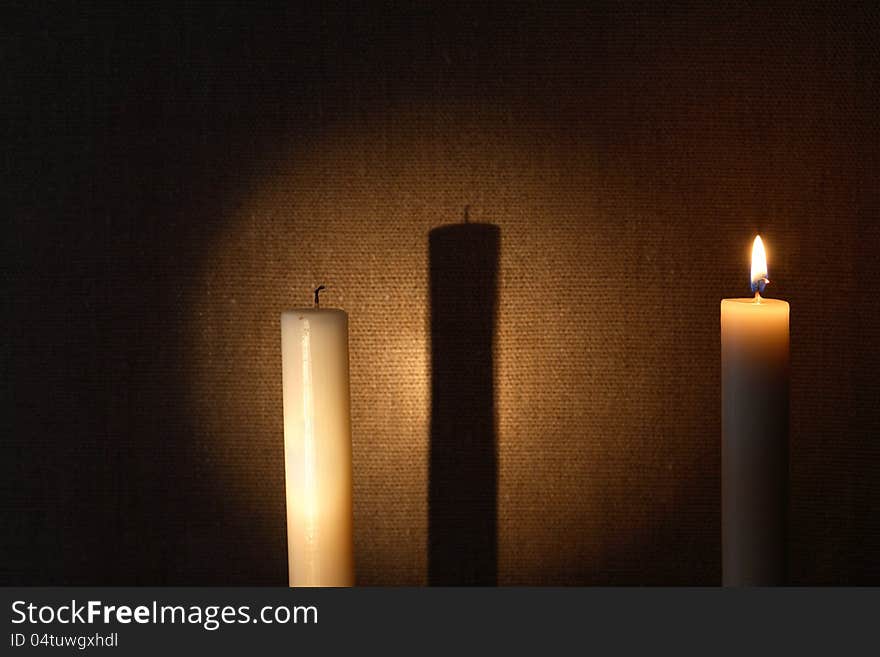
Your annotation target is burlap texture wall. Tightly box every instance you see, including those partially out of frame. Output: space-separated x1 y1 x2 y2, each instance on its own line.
4 3 879 584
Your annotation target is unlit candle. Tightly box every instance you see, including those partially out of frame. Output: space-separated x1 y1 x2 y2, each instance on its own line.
280 300 354 587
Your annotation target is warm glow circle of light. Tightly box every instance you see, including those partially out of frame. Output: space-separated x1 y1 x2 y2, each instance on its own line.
750 235 769 293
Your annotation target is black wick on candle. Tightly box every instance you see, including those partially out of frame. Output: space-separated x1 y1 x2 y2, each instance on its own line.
314 285 326 308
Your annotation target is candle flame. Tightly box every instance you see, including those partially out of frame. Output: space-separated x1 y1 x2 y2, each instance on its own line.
750 235 769 294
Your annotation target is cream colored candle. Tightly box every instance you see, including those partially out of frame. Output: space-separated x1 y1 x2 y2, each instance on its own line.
280 292 354 587
721 236 790 586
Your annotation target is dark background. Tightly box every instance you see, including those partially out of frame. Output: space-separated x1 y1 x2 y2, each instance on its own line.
3 1 879 585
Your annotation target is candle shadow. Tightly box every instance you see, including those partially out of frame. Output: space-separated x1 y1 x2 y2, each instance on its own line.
428 220 499 585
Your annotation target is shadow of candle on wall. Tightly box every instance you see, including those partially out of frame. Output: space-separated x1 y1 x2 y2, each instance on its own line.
428 218 500 585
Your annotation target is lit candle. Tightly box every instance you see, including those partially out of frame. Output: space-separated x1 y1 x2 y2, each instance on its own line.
280 286 355 586
721 236 790 586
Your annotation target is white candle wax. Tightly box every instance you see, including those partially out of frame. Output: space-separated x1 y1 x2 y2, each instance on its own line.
281 307 354 587
721 236 790 586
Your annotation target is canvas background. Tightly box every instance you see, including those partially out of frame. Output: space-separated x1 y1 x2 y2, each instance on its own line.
3 2 879 584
